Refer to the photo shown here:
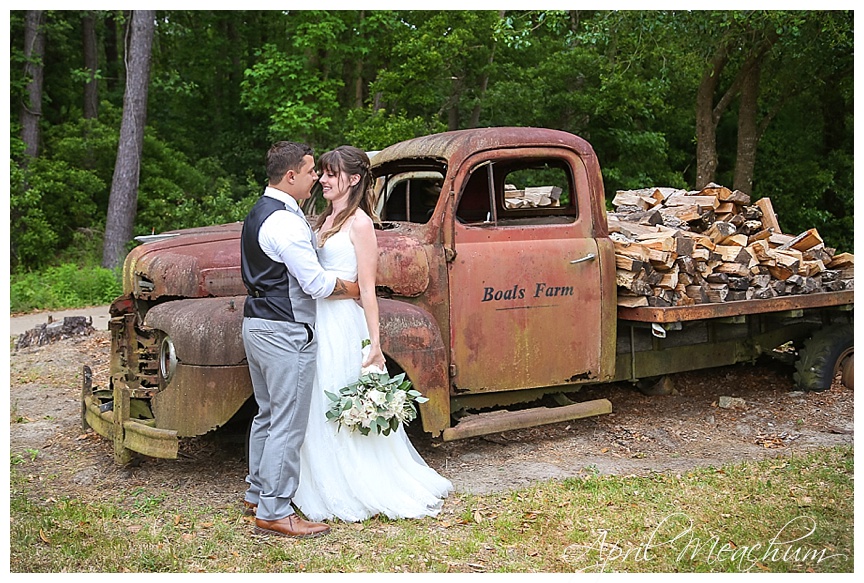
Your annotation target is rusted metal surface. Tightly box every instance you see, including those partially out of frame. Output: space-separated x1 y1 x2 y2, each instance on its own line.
126 238 244 300
378 298 450 436
446 144 612 394
82 394 118 441
143 296 247 366
372 127 599 177
618 290 854 323
122 224 242 297
87 126 852 458
125 221 434 301
375 234 431 297
442 398 612 441
596 237 619 381
449 229 605 392
123 421 179 459
151 363 252 437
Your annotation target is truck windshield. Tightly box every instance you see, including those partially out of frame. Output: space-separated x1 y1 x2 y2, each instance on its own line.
376 171 444 224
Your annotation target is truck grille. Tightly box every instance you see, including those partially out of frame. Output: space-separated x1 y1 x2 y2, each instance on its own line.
110 314 162 397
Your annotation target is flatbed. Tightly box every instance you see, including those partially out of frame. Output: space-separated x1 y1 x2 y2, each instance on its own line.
618 290 854 323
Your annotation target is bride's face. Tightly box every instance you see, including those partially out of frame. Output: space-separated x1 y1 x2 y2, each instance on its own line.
319 167 358 203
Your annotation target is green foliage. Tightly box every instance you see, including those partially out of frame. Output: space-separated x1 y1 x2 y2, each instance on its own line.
10 264 122 313
7 9 855 280
755 88 853 253
135 131 260 234
596 129 689 196
371 11 503 128
11 154 104 268
344 107 447 151
241 42 343 146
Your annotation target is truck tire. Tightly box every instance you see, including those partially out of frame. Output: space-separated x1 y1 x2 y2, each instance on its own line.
793 325 853 391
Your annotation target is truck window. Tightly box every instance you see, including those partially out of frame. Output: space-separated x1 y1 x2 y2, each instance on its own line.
456 158 577 226
374 171 444 224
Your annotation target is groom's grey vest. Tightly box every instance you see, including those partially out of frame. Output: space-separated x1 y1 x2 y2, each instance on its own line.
241 195 317 324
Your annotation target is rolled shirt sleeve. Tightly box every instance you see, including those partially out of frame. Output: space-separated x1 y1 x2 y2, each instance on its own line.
259 206 337 300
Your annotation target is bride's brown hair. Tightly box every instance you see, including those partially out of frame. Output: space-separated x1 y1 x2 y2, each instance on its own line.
314 146 379 246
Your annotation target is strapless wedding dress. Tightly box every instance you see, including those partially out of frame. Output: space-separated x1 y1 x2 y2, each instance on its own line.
293 228 453 522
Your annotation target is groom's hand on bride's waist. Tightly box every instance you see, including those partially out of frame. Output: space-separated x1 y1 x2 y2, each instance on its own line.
330 278 360 299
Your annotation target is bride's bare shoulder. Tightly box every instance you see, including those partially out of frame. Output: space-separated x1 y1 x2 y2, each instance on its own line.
350 208 374 230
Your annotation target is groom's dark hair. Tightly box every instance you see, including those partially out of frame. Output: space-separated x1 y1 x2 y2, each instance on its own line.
267 141 314 184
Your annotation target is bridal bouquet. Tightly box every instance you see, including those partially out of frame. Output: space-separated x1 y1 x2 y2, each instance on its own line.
325 342 428 436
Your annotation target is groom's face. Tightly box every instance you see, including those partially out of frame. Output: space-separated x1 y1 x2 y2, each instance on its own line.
289 155 319 200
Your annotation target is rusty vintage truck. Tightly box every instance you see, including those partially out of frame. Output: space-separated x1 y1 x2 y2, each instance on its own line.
82 127 854 463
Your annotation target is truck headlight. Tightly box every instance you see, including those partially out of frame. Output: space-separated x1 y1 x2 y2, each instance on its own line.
159 335 177 382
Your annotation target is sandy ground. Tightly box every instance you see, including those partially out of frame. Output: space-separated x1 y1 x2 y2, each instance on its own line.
8 322 853 505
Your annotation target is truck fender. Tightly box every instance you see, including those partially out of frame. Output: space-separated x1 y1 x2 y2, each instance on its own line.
143 296 246 366
378 298 450 436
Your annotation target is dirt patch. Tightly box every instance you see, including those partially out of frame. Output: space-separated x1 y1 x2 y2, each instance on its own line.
8 330 853 509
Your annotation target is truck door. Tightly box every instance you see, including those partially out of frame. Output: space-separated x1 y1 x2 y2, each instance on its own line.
447 148 604 393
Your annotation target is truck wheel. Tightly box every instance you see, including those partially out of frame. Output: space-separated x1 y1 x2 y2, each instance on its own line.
793 325 853 392
841 353 853 389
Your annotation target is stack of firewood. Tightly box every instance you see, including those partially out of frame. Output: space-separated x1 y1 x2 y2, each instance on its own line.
609 183 854 308
504 184 562 208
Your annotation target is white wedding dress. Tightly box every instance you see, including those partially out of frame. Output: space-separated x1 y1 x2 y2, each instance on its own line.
294 227 453 522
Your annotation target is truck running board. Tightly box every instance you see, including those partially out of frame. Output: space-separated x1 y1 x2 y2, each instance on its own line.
441 398 612 441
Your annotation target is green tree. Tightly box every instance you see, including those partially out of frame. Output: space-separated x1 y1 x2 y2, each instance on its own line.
7 9 854 273
372 11 505 131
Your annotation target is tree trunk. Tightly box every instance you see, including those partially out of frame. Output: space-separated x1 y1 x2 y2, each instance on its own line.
354 60 365 109
83 12 99 119
104 12 120 93
20 10 45 162
102 10 155 270
447 77 462 131
354 10 366 109
469 11 502 128
733 33 777 195
733 58 761 194
694 46 727 189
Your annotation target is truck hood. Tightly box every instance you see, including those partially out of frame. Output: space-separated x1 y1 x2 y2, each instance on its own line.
124 222 430 300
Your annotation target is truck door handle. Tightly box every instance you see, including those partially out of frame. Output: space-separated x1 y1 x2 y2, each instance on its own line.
570 253 596 265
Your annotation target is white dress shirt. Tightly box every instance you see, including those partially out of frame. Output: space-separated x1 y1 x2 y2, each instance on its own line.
258 186 337 300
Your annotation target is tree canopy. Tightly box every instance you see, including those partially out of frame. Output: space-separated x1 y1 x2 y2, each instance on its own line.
9 9 854 270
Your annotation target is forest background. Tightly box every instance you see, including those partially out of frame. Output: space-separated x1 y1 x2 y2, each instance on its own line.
7 10 854 312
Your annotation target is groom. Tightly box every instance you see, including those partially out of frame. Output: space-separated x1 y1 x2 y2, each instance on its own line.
241 141 359 538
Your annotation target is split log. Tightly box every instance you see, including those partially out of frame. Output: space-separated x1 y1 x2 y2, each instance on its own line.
827 252 854 269
755 197 781 233
703 221 738 244
779 228 823 252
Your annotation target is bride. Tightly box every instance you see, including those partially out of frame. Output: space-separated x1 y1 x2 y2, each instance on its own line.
293 145 453 522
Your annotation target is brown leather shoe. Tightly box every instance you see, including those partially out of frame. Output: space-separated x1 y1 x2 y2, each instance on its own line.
243 500 257 516
255 514 331 538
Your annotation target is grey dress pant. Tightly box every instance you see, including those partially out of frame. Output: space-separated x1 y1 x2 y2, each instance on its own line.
242 317 317 521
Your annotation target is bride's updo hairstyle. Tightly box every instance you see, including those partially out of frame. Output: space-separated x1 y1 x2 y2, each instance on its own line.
315 145 380 246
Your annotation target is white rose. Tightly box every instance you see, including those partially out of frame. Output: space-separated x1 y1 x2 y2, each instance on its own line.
367 389 387 407
390 390 407 408
341 403 364 427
